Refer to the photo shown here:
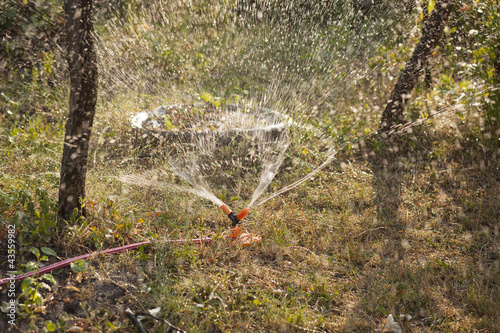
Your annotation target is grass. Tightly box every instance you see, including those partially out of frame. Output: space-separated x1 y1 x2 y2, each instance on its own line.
2 111 499 331
1 0 500 332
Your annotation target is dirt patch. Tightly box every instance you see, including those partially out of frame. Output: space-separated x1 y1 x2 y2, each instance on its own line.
0 257 150 332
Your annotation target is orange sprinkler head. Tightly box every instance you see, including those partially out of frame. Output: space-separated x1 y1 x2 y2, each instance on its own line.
221 205 249 227
220 204 232 216
236 207 249 221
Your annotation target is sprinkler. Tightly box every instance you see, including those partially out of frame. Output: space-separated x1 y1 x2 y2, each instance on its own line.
220 204 251 240
220 204 249 227
0 204 260 287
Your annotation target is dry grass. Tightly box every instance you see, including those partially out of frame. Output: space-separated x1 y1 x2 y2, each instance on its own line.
52 119 497 332
1 95 499 332
1 0 499 331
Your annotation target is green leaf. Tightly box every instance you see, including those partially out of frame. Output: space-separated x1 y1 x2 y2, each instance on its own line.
46 321 56 332
230 196 241 202
21 277 34 291
200 92 213 102
30 247 40 258
70 259 88 273
1 301 11 313
38 282 52 291
25 261 39 272
41 247 58 257
69 207 79 223
428 0 436 12
33 291 43 305
22 286 35 297
41 274 56 285
106 321 117 329
165 119 175 131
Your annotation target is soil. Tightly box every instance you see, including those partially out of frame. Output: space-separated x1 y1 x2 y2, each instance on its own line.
0 253 152 332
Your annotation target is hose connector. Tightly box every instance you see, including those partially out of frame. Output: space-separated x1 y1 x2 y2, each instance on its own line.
221 204 249 227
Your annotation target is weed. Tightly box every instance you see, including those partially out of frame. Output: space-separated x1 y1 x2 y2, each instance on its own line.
16 247 58 329
0 187 59 245
1 0 499 332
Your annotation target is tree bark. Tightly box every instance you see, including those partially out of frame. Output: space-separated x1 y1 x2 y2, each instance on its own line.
422 3 433 89
59 0 98 220
495 43 500 79
379 0 454 134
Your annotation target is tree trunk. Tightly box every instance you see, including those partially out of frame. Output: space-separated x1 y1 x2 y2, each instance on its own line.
59 0 98 220
422 3 433 89
379 0 454 134
495 43 500 79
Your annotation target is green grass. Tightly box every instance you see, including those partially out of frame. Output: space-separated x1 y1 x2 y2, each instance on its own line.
3 113 498 331
1 0 500 332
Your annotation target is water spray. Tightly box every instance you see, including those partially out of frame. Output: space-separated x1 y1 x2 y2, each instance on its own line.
121 103 335 247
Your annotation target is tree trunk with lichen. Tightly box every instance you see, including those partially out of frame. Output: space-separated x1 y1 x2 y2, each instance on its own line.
58 0 98 220
379 0 454 134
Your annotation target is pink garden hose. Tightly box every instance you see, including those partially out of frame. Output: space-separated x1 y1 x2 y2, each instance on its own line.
0 205 252 287
0 237 213 286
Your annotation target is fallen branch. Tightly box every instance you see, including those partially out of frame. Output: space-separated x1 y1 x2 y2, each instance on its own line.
136 312 186 333
125 308 150 333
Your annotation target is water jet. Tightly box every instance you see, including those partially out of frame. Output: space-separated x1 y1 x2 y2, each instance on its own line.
121 102 337 232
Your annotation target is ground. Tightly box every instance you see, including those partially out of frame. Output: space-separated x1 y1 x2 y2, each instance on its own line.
1 123 499 332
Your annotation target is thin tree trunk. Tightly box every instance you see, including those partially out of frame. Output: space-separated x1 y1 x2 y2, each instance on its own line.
379 0 454 134
422 3 433 89
495 43 500 79
59 0 98 220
